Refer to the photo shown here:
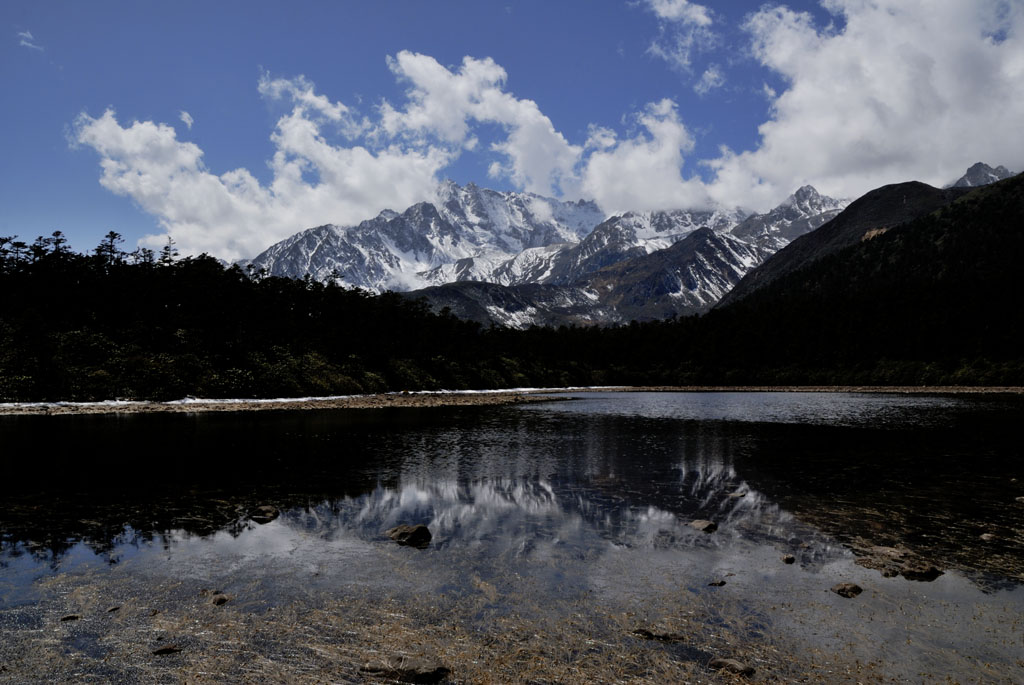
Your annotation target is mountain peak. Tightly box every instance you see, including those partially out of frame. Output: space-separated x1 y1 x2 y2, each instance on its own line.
783 185 821 206
949 162 1015 188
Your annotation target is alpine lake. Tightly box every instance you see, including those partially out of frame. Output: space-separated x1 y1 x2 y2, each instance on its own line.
1 391 1022 683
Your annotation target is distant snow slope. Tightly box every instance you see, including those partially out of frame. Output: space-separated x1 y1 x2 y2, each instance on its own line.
247 180 848 327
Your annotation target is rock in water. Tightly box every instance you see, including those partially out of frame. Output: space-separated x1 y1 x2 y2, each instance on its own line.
360 655 450 683
689 519 717 534
855 545 943 581
831 582 863 598
151 645 182 656
250 505 280 524
709 657 755 676
386 524 432 548
631 628 686 642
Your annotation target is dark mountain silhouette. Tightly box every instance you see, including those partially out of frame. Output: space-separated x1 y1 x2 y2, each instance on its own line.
705 173 1024 379
719 181 973 307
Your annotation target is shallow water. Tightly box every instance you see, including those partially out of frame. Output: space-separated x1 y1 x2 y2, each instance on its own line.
1 391 1023 682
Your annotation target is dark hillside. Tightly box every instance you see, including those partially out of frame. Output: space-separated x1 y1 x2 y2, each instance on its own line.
720 181 972 306
701 174 1024 382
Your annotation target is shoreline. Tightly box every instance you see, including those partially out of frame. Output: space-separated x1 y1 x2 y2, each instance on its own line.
1 384 1021 416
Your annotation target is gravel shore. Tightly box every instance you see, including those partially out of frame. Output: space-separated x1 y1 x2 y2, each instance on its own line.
1 385 1020 416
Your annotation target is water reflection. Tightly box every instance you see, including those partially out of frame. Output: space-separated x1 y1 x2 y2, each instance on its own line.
3 393 1023 683
1 393 1021 587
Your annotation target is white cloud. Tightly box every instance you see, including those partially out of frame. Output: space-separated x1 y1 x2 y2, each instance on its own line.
706 0 1024 210
380 51 581 196
74 98 449 261
642 0 717 72
18 30 43 51
74 4 1024 263
74 57 704 261
178 111 193 129
581 99 711 214
259 72 369 138
694 64 725 96
527 197 555 224
643 0 711 26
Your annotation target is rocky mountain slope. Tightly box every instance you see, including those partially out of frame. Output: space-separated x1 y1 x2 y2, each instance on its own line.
707 172 1024 377
403 227 774 327
247 180 848 327
246 182 604 292
718 181 974 307
729 185 847 250
948 162 1015 188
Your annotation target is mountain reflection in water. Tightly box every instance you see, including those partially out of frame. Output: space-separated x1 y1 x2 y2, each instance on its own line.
1 392 1023 683
2 391 1020 585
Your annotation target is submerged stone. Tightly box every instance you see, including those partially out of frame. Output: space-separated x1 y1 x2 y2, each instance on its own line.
709 657 755 676
831 582 863 598
360 655 450 683
631 628 686 642
386 524 432 548
250 505 280 524
151 645 182 656
854 545 943 582
689 519 717 534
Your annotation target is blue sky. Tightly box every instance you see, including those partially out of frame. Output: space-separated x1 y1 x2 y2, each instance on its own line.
3 0 1022 260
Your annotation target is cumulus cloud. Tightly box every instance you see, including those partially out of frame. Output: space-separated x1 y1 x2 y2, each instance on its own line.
381 51 581 196
73 93 449 261
581 99 711 214
706 0 1024 210
178 111 193 129
18 30 43 51
259 72 369 138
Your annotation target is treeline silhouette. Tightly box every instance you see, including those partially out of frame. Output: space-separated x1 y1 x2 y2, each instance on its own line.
0 233 518 400
3 172 1023 402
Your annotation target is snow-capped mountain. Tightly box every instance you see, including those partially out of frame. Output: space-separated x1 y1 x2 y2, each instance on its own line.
579 228 774 320
246 181 605 292
730 185 847 251
247 179 846 327
415 207 751 289
947 162 1015 189
537 207 750 286
402 227 775 328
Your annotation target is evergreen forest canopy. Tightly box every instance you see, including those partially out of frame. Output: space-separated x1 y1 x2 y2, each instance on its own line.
2 173 1023 402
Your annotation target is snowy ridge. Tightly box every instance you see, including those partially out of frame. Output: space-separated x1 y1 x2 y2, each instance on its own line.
248 180 849 326
730 186 848 251
247 182 605 293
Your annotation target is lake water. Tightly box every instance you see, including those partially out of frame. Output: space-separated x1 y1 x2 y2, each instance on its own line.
1 392 1022 682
